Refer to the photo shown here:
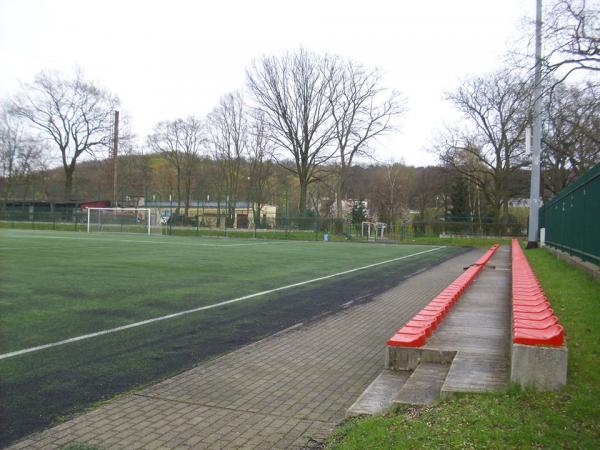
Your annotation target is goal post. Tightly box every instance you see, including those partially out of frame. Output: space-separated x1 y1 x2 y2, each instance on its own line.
361 221 387 240
361 221 374 239
86 208 161 235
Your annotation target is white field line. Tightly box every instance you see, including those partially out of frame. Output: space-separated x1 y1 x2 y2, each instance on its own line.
2 233 298 248
0 246 444 361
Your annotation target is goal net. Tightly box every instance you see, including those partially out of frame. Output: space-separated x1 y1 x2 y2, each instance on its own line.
86 208 162 235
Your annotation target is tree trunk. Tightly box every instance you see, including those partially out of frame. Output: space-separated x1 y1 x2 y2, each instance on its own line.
253 201 262 228
64 166 75 200
216 197 221 228
3 178 13 205
298 179 309 216
183 175 191 218
335 171 345 219
175 168 181 216
502 190 510 233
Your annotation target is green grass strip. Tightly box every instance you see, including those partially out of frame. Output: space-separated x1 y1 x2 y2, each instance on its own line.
327 247 600 449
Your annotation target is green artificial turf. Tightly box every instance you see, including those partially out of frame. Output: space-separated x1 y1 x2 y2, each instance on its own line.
327 246 600 449
0 228 464 446
408 235 514 248
0 229 450 352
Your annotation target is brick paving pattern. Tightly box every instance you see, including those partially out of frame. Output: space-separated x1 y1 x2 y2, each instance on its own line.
8 249 480 450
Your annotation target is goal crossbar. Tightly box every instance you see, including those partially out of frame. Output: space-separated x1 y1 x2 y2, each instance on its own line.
87 208 154 235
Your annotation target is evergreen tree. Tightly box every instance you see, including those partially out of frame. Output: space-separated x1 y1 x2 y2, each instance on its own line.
350 200 368 224
449 176 470 222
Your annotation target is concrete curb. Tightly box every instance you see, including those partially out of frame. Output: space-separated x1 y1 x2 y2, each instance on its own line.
510 343 568 390
543 245 600 281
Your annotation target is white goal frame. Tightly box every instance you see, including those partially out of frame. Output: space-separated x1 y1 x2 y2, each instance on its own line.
87 207 155 235
362 221 387 240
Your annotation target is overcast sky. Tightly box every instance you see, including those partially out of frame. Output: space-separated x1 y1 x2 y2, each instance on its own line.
0 0 534 166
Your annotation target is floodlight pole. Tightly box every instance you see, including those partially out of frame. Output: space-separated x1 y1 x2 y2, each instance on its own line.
527 0 543 249
112 111 120 208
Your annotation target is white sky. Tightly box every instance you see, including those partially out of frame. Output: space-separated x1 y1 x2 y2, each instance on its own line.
0 0 534 166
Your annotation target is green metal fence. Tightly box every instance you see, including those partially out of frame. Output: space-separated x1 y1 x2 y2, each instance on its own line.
0 204 525 242
0 207 85 231
539 162 600 264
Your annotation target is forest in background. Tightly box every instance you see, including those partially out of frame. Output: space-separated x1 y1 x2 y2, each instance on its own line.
2 0 598 230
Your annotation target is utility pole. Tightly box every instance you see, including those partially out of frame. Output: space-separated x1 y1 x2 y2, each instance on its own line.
527 0 543 249
112 110 120 207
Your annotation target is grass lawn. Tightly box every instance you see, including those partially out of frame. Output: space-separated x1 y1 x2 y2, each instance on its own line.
327 246 600 449
0 229 464 446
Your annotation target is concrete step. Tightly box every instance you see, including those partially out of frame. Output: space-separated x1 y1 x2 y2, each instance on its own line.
441 351 509 395
393 362 450 405
346 369 411 417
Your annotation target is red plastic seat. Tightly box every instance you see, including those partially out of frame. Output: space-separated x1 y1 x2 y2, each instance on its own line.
513 303 553 314
387 244 500 348
513 324 564 346
412 314 440 328
513 316 559 330
513 298 547 306
387 331 426 347
511 239 565 347
512 309 555 321
406 320 434 336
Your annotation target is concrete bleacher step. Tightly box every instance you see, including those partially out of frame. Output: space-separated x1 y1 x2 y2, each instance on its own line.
393 362 450 405
441 352 509 395
346 369 411 417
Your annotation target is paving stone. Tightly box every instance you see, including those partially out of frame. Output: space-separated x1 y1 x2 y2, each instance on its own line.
6 249 479 449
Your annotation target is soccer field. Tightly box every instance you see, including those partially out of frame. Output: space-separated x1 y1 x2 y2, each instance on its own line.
0 229 465 445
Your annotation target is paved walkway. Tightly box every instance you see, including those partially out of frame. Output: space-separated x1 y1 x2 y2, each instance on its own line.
8 249 480 450
426 245 512 394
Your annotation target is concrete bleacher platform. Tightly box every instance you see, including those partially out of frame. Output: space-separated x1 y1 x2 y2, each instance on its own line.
348 242 569 417
421 245 511 395
348 245 511 415
510 239 568 390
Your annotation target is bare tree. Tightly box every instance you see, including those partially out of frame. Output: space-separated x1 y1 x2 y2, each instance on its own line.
369 162 413 223
247 49 337 214
148 116 204 217
9 70 118 199
208 92 247 227
248 112 274 227
542 80 600 193
408 166 452 222
438 70 532 223
327 60 404 218
0 109 42 203
543 0 600 84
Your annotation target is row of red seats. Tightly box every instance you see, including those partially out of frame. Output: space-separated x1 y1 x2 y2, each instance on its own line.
511 239 564 347
387 244 500 347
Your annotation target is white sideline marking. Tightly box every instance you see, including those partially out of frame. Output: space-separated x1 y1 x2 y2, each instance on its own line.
2 233 297 248
0 246 444 360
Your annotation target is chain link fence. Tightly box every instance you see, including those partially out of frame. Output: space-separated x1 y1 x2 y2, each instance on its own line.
1 204 526 241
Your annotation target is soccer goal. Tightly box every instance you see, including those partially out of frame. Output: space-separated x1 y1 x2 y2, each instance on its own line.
87 208 161 235
361 221 387 240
